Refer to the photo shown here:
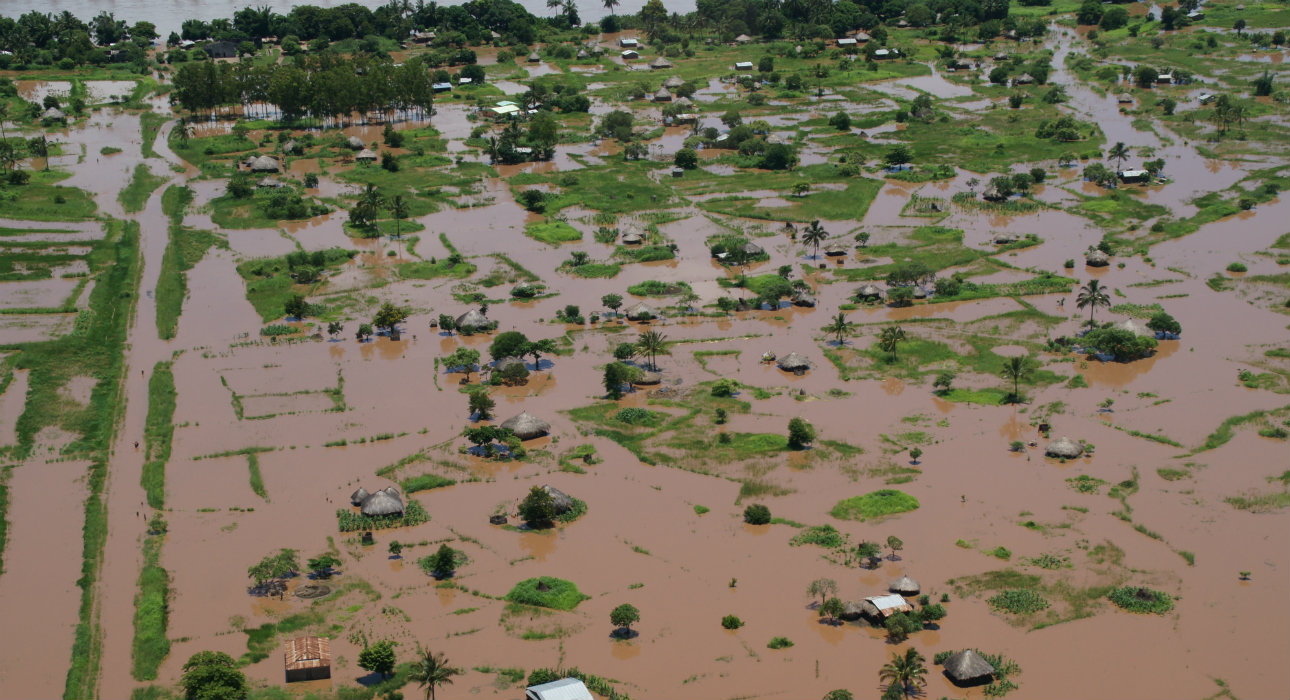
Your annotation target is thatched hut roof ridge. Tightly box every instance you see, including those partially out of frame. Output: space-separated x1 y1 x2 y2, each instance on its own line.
502 411 551 440
944 649 995 684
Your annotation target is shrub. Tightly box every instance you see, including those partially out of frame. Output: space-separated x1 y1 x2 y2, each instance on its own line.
987 589 1050 614
711 379 739 397
721 615 744 630
1080 328 1157 362
767 636 794 649
743 504 772 525
830 490 920 521
787 417 815 449
505 577 591 610
1108 586 1174 614
1226 262 1247 272
613 407 663 426
790 524 847 548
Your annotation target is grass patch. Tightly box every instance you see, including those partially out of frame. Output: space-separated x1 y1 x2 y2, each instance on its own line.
1224 490 1290 513
140 362 176 509
130 534 170 680
525 220 582 245
1107 586 1173 615
118 163 167 214
789 524 848 549
505 577 590 611
988 589 1051 615
156 185 221 339
766 636 794 649
830 489 919 521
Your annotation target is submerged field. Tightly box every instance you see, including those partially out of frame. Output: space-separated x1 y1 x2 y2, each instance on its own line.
0 3 1287 700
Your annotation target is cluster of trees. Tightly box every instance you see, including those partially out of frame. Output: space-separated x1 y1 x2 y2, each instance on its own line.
489 331 557 367
680 0 1016 44
0 11 156 69
247 548 299 588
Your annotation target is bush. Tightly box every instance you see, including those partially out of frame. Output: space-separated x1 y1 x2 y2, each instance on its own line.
674 147 698 169
743 504 772 525
613 407 663 426
1226 262 1247 272
1080 328 1157 362
1108 586 1173 614
830 490 920 521
767 636 794 649
988 589 1051 614
721 615 744 630
711 379 739 397
787 417 815 449
505 577 591 610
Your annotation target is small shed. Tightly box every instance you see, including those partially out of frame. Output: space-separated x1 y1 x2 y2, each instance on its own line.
283 139 301 155
673 95 694 108
457 76 473 85
502 411 551 440
1117 169 1149 184
576 48 589 59
621 231 644 244
528 51 541 62
1156 73 1174 84
432 82 453 92
823 243 847 256
944 649 995 686
526 677 594 700
734 60 754 70
620 37 639 48
355 148 377 162
873 48 897 59
284 636 331 683
621 50 639 60
838 37 858 47
40 107 67 123
249 155 280 172
653 87 672 102
791 290 816 307
861 593 914 618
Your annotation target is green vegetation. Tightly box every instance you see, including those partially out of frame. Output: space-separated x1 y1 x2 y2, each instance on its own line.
236 248 356 322
767 636 794 649
1107 586 1174 615
131 534 170 680
830 490 920 521
141 363 176 509
525 220 582 245
337 500 430 532
118 163 167 213
400 474 456 494
505 577 590 611
988 589 1051 615
156 186 223 339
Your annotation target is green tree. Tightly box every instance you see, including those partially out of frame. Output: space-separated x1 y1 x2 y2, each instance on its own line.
408 646 459 700
468 388 495 420
879 647 928 698
1146 311 1181 337
1000 355 1036 403
388 541 403 558
444 347 481 381
674 147 698 169
429 544 458 578
787 417 815 449
356 323 374 342
637 330 667 371
284 294 309 319
602 293 623 316
823 691 854 700
801 219 828 260
819 596 845 625
373 301 408 334
886 535 904 559
519 485 556 528
389 194 410 239
327 321 343 338
1076 279 1111 324
884 612 922 642
610 603 641 636
884 144 913 168
743 503 772 524
856 541 882 568
525 338 558 370
181 651 248 700
807 577 838 607
825 312 854 344
247 548 299 586
307 554 341 578
878 325 906 359
27 136 48 170
490 330 531 361
358 640 397 680
932 370 955 394
603 361 632 399
908 447 922 464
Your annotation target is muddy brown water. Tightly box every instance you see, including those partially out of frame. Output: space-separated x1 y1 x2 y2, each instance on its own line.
0 28 1288 700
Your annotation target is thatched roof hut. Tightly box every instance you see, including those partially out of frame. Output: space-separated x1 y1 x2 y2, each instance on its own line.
626 302 655 321
360 489 404 516
944 650 995 685
541 484 574 514
576 48 589 59
346 136 366 150
856 284 884 301
284 139 301 155
511 282 537 297
1014 73 1035 85
41 107 67 122
734 33 752 43
527 51 541 62
791 290 816 307
840 601 866 621
257 177 285 188
889 575 920 595
1117 93 1134 104
653 87 672 102
249 155 280 172
456 309 492 331
1086 249 1110 267
502 411 551 440
673 96 694 108
1045 436 1084 459
494 356 525 373
284 636 332 683
993 233 1020 244
913 286 928 299
824 243 847 256
1116 319 1149 336
776 352 811 372
349 487 370 506
356 148 378 162
621 231 643 244
982 185 1005 201
663 75 685 89
649 56 673 69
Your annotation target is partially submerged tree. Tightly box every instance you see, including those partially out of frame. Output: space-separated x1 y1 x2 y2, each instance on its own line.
610 603 641 637
1000 355 1037 403
181 651 248 700
467 388 496 420
825 312 854 345
519 485 556 528
879 647 928 698
358 639 397 680
787 417 815 449
807 578 838 608
408 646 460 700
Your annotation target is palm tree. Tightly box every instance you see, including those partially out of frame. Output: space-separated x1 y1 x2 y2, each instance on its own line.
637 330 667 372
999 355 1035 403
389 194 410 239
879 648 928 700
1106 141 1130 171
825 312 854 345
407 646 459 700
802 219 828 260
603 0 620 15
1075 279 1111 324
878 325 906 360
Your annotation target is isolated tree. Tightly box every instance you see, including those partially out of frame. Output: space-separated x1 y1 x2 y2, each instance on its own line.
327 321 343 339
610 603 641 636
932 370 955 393
602 293 623 316
468 388 495 420
27 136 48 170
908 447 922 464
743 503 772 524
825 312 854 345
389 194 410 239
388 541 403 558
247 548 300 587
519 485 556 528
373 301 408 334
879 647 928 699
807 577 838 607
674 147 698 169
637 330 667 371
856 231 871 248
857 541 882 568
1146 311 1181 337
1076 279 1111 325
408 646 459 700
878 325 907 359
885 144 913 168
429 544 458 578
801 219 828 260
819 597 845 625
1106 141 1130 171
181 651 248 700
887 535 904 559
284 294 309 319
603 361 632 399
358 639 397 680
525 338 558 370
307 554 341 578
787 417 815 449
1000 355 1036 403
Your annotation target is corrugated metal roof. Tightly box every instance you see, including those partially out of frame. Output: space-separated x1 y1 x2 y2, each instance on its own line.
284 636 331 671
526 677 594 700
865 594 911 612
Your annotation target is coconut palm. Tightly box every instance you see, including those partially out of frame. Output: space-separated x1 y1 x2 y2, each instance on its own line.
1076 279 1111 324
879 648 928 699
878 325 906 359
1106 141 1130 171
389 194 410 239
999 355 1035 403
825 312 854 345
637 330 667 371
603 0 620 15
802 219 828 260
407 646 459 700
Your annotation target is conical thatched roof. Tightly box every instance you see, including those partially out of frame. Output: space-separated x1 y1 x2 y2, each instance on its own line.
1045 436 1084 459
456 309 491 330
633 370 662 385
257 177 284 188
913 286 928 299
527 51 541 62
856 284 884 299
502 411 550 440
824 243 847 256
541 484 574 514
840 601 866 621
576 48 589 59
674 96 693 108
653 87 672 102
1015 73 1035 84
944 649 995 684
982 185 1005 201
494 356 524 372
284 139 300 154
649 56 673 69
776 352 811 371
663 75 685 89
355 148 377 161
1086 249 1110 266
735 33 752 43
249 154 280 172
993 233 1020 244
791 290 816 307
1117 93 1134 103
346 136 366 149
350 487 370 506
360 489 404 516
889 575 920 595
621 231 643 244
626 302 655 320
742 242 764 256
41 107 66 121
382 485 400 497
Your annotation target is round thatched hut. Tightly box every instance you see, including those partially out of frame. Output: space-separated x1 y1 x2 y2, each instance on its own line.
663 75 685 89
41 107 67 122
840 601 865 621
502 411 551 440
284 139 301 155
791 290 816 307
1045 436 1084 459
621 231 644 244
360 489 404 517
776 352 811 373
674 96 694 109
356 148 378 163
824 243 847 256
249 155 280 173
1086 249 1110 267
527 51 541 62
943 649 995 686
742 242 765 257
456 309 493 332
889 575 920 595
649 56 673 70
541 484 575 514
653 87 672 102
626 302 655 321
856 284 884 301
350 487 370 506
494 356 525 373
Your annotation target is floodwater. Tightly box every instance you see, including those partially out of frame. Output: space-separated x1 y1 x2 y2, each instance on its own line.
0 17 1287 700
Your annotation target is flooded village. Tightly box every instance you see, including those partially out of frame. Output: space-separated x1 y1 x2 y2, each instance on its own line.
0 1 1286 699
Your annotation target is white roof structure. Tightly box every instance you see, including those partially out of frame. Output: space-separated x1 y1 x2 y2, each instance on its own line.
620 37 638 47
621 50 639 58
489 104 521 116
526 678 594 700
838 38 857 46
1119 169 1148 179
865 594 912 613
734 61 754 70
457 76 473 84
